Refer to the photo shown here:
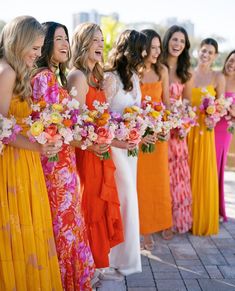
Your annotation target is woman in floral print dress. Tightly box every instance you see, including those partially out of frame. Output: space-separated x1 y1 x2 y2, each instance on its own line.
31 21 95 290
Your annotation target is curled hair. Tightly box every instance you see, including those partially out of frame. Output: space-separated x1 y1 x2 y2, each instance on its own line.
162 25 192 84
70 22 103 89
200 38 218 53
141 29 162 79
105 29 147 91
0 15 44 100
223 49 235 75
36 21 70 87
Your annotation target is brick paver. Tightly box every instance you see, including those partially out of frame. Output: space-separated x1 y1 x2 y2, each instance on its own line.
97 171 235 291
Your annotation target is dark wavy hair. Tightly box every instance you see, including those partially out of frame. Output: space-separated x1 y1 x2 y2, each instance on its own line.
105 29 147 91
200 38 218 53
223 49 235 75
141 29 162 79
162 25 191 84
36 21 70 87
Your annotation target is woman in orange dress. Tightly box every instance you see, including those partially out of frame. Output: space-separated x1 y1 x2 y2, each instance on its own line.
137 29 172 250
0 16 62 290
67 23 123 270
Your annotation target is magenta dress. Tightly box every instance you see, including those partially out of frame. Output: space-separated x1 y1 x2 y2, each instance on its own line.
168 82 192 233
215 91 235 222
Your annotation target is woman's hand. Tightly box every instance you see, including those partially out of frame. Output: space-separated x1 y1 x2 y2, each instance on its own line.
111 139 138 150
142 134 157 145
40 142 62 158
157 132 170 141
229 104 235 117
88 143 110 158
70 140 82 148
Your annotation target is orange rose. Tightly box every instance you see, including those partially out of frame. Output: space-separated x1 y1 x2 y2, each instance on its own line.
38 100 47 109
96 118 109 126
63 119 73 127
154 104 163 111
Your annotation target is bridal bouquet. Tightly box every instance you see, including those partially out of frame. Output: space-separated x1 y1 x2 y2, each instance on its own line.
26 99 76 161
0 114 21 154
199 90 220 131
140 96 164 153
111 105 147 157
73 100 116 160
170 98 198 139
226 102 235 134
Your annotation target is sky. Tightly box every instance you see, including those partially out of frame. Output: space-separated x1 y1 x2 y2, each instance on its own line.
0 0 234 52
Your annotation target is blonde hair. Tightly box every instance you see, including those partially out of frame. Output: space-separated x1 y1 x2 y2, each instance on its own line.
0 15 44 100
70 22 103 88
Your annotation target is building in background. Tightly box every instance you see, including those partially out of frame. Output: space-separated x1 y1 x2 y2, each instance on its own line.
161 17 195 37
73 9 119 28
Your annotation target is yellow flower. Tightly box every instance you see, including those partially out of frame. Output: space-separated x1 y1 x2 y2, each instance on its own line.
124 107 133 114
52 103 64 112
206 105 216 115
50 112 63 124
85 117 94 123
30 121 44 136
131 106 140 112
189 111 196 118
150 110 160 119
88 110 98 118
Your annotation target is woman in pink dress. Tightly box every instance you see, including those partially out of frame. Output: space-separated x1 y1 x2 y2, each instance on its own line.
31 22 95 290
162 25 193 236
215 50 235 222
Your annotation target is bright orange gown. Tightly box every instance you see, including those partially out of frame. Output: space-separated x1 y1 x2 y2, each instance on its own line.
76 86 124 268
137 81 172 234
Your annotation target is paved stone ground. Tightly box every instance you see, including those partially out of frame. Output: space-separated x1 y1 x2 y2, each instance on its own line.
97 171 235 291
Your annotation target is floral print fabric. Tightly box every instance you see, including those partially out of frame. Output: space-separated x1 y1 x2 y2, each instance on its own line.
31 69 95 290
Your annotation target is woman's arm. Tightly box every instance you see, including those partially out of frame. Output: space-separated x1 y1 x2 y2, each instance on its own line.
67 69 89 106
182 69 194 101
161 65 170 108
215 71 225 98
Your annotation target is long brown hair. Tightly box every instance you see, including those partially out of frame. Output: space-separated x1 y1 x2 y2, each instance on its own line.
0 15 44 100
70 22 103 89
141 29 162 80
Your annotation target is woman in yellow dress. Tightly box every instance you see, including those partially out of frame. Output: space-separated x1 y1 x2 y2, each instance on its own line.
188 38 225 235
0 16 62 290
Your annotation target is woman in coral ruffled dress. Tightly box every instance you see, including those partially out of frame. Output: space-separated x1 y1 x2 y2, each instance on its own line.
67 23 124 273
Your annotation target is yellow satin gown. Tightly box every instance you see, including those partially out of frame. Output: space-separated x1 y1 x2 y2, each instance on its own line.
188 85 219 235
0 97 62 290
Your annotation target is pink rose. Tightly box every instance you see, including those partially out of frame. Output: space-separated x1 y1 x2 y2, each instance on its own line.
96 127 114 144
128 128 141 144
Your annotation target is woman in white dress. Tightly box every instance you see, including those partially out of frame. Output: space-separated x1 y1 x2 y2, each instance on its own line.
103 29 147 277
